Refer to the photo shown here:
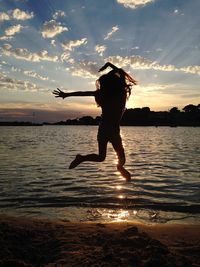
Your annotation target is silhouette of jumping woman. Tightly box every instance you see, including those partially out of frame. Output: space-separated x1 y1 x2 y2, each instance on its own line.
53 62 137 181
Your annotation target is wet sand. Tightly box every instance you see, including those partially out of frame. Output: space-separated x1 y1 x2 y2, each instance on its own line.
0 215 200 267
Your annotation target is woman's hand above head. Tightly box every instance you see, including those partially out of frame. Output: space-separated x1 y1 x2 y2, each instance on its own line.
98 62 119 72
52 88 67 99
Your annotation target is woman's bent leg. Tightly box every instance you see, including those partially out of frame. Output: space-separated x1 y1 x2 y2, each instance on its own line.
69 139 107 169
111 136 131 181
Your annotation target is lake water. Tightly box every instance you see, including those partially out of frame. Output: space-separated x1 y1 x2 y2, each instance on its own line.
0 126 200 224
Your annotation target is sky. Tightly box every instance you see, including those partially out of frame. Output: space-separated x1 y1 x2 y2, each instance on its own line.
0 0 200 122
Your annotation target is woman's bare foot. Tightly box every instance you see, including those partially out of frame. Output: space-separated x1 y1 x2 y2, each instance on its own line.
69 154 82 169
117 165 131 181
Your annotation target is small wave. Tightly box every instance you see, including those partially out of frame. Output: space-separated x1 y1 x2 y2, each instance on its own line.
1 195 200 215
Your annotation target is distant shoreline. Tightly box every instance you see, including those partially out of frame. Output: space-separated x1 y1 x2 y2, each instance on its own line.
0 122 43 126
1 105 200 127
0 122 200 127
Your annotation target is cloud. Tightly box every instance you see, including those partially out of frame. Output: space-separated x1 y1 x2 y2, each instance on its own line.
53 10 66 20
51 39 56 47
0 105 91 123
106 55 159 69
10 8 34 20
155 48 163 52
5 24 23 36
1 43 58 62
41 20 68 38
0 36 13 41
60 52 75 64
0 72 42 92
61 38 87 51
0 8 34 23
10 65 21 72
70 68 95 79
173 9 184 16
0 12 10 22
104 26 119 40
132 46 140 50
126 81 200 111
181 93 200 99
95 45 106 56
103 55 200 77
180 66 200 76
2 43 12 50
23 70 49 81
69 61 99 79
135 83 188 95
116 0 155 9
60 52 70 62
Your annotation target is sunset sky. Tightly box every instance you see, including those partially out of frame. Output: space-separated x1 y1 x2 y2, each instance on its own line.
0 0 200 122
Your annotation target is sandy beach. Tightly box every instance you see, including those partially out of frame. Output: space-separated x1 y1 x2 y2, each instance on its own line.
0 215 200 267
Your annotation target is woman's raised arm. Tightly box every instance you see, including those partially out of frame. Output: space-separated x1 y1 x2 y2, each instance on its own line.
52 88 96 99
98 62 119 72
98 62 137 85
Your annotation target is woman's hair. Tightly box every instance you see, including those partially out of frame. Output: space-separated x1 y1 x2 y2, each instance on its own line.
95 68 137 107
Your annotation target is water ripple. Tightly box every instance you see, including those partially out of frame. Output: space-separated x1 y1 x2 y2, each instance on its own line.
0 126 200 221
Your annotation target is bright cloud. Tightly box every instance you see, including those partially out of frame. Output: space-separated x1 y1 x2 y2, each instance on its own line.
51 40 56 47
61 38 87 51
104 55 158 70
53 10 66 20
70 61 99 79
5 24 23 36
67 55 200 78
172 9 184 16
95 45 106 56
23 70 49 81
116 0 155 9
41 20 68 38
106 55 200 76
1 44 58 62
60 52 75 64
60 52 70 62
180 66 200 76
70 68 96 79
132 46 140 50
0 72 40 92
11 8 34 20
0 9 34 22
0 36 13 41
0 12 10 22
104 26 119 40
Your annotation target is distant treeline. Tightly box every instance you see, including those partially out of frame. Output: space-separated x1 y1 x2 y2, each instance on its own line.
1 104 200 127
51 103 200 127
0 121 43 126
